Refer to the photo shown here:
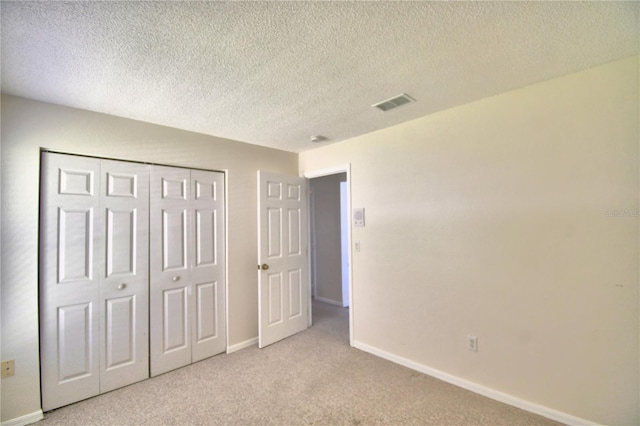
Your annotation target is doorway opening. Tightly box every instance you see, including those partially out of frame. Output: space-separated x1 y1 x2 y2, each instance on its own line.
305 165 352 345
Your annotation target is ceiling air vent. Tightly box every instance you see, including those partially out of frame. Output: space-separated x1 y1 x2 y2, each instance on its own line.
372 93 416 112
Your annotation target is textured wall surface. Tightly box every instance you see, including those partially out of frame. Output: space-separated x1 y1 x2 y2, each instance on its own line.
300 56 639 425
0 96 297 422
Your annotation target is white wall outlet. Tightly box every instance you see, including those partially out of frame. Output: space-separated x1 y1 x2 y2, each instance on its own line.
1 360 15 378
354 242 361 252
467 336 478 352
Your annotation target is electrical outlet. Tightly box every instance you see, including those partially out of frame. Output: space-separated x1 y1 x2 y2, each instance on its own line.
1 360 15 378
354 242 361 252
467 336 478 352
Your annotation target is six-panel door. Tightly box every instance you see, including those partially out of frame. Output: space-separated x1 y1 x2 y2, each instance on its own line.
257 171 309 348
41 154 153 410
150 166 192 376
190 170 226 362
150 166 226 376
100 159 150 393
40 153 103 411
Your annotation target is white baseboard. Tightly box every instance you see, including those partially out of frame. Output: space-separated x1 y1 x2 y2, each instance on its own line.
314 296 343 306
226 337 258 354
352 340 599 426
1 410 43 426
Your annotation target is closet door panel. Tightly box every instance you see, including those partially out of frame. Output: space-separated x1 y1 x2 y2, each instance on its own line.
191 170 226 361
100 160 149 392
150 166 192 376
56 302 93 381
40 153 102 411
42 155 227 406
163 287 189 351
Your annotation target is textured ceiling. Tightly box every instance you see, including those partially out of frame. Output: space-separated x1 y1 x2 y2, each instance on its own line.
2 1 638 153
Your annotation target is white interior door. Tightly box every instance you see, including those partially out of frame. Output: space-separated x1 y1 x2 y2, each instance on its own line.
150 166 192 376
41 153 151 410
42 154 226 405
40 153 103 411
150 166 226 375
99 159 149 392
190 169 226 362
257 171 309 348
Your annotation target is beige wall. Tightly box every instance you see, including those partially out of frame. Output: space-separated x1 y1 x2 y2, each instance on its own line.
0 95 297 422
300 56 639 425
310 173 346 304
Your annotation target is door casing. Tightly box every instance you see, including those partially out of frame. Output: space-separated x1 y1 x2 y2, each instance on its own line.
304 164 353 346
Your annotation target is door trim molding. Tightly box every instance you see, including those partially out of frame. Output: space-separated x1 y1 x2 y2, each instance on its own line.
223 169 231 355
40 148 226 174
303 164 353 346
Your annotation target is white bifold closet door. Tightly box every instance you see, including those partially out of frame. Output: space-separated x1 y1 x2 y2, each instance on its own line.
41 153 226 410
40 153 149 411
149 166 226 377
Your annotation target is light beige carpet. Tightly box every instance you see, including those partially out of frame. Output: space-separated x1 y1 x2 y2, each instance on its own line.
38 301 562 425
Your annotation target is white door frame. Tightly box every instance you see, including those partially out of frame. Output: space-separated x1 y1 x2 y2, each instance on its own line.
340 181 349 308
308 186 318 300
304 164 353 346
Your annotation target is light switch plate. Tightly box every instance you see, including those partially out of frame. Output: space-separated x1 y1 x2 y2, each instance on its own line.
467 336 478 352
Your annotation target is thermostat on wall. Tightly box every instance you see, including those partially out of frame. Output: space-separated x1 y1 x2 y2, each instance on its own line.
353 208 365 227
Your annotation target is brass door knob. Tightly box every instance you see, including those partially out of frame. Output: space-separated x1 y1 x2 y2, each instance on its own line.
260 264 269 270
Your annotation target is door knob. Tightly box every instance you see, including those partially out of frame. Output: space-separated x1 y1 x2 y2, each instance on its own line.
118 283 127 290
172 276 180 282
260 264 269 270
